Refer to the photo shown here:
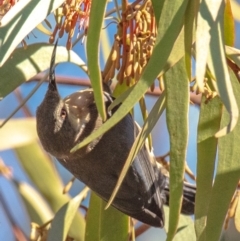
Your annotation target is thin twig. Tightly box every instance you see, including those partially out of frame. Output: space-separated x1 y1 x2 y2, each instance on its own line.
0 71 48 128
14 89 32 117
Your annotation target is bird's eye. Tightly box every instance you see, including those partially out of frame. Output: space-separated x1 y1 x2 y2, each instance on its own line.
61 108 67 119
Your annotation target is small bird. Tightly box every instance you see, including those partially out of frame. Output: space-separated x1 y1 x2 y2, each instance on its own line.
36 42 196 227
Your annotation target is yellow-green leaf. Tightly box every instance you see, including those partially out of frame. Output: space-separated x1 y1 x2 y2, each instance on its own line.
0 118 37 151
205 69 240 241
0 0 64 66
85 192 129 241
224 0 235 46
14 181 53 225
184 0 197 80
0 43 86 98
47 190 87 241
87 0 108 121
164 58 189 241
196 0 238 137
195 96 222 240
164 206 196 241
226 46 240 68
15 142 85 241
36 23 52 36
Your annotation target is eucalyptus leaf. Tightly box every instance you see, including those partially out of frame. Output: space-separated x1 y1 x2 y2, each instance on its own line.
85 192 129 241
14 181 53 225
208 6 238 138
0 118 37 151
47 191 86 241
36 23 52 36
205 70 240 241
226 46 240 68
0 0 64 66
195 0 216 92
224 0 235 47
164 207 196 241
15 142 85 241
0 43 86 98
195 96 222 241
164 58 189 241
196 0 239 137
184 0 197 80
87 0 108 121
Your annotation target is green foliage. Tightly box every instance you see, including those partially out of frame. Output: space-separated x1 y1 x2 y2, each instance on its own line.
85 192 129 241
164 58 189 241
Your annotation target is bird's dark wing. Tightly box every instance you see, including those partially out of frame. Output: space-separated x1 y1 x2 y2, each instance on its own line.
128 122 166 227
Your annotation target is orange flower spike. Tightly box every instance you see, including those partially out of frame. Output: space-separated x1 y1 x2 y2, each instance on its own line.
111 43 118 62
119 14 128 83
59 24 65 38
63 3 70 16
141 13 147 33
49 25 59 44
125 49 133 78
69 12 78 37
142 9 151 28
70 0 76 8
115 37 121 70
150 11 156 36
65 20 72 33
135 10 142 23
66 36 72 50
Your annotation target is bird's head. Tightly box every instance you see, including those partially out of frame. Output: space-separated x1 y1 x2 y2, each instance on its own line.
36 41 112 160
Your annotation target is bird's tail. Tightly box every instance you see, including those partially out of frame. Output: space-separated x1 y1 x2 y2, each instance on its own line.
163 177 196 215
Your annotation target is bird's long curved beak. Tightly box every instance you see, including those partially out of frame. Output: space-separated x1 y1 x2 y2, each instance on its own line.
48 39 58 91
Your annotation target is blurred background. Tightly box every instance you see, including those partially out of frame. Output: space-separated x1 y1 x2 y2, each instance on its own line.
1 0 240 240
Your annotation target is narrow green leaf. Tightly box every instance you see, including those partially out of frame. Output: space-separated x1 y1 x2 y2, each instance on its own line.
164 58 189 241
208 3 238 138
205 69 240 241
15 142 85 241
14 181 53 225
0 118 37 151
0 0 64 66
164 207 196 241
36 23 52 36
105 92 166 209
100 21 112 64
224 0 235 47
195 0 212 92
47 190 87 241
112 82 134 99
184 0 197 80
87 0 108 121
85 192 101 241
0 43 86 98
71 0 189 153
225 46 240 68
195 96 222 240
151 0 165 24
85 192 129 241
196 0 238 137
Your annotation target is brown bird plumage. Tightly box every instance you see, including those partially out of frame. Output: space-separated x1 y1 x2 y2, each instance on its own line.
36 41 195 227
